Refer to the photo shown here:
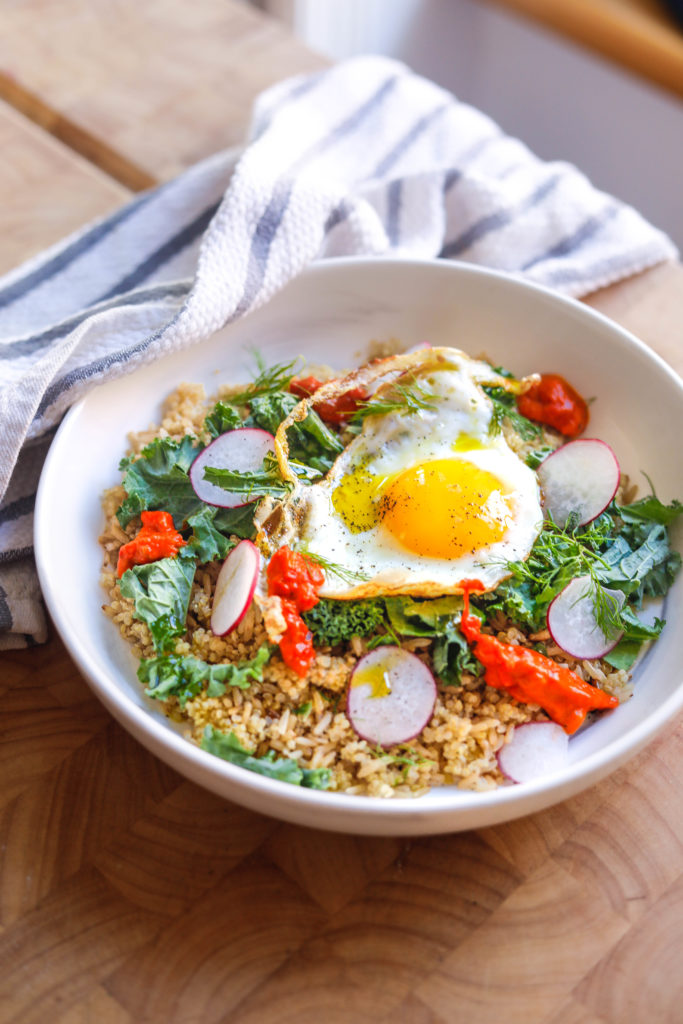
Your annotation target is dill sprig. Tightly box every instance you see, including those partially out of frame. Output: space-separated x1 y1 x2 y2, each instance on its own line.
352 377 437 422
586 579 624 638
502 516 624 637
229 352 303 406
297 546 370 586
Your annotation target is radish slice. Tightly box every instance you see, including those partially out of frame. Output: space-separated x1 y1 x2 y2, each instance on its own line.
211 540 260 636
537 439 620 527
190 428 275 508
497 722 569 783
346 647 437 748
547 574 625 660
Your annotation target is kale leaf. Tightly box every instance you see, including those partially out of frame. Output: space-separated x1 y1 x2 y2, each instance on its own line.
204 401 243 439
303 597 386 645
385 595 482 684
599 522 679 605
186 505 234 563
138 646 271 706
212 504 258 541
116 436 203 528
203 462 292 500
486 494 681 668
248 391 343 472
201 725 331 789
119 548 197 652
618 493 683 527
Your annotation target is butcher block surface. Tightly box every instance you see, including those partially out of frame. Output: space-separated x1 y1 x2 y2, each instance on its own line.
1 3 682 1022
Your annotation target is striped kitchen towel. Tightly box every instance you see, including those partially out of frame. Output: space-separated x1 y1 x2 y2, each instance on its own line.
0 55 677 648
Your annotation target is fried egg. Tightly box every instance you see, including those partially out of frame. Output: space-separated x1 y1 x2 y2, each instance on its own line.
267 347 542 599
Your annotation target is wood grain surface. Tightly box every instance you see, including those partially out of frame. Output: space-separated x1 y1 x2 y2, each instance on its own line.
1 3 682 1022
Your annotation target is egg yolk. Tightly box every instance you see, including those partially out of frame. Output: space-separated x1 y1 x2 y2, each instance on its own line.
378 458 512 559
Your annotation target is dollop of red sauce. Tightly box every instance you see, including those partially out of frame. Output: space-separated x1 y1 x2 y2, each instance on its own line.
459 584 618 734
266 546 325 677
117 510 186 577
516 373 589 437
290 375 369 424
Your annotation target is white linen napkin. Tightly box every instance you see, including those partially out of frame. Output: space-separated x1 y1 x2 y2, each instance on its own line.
0 55 677 648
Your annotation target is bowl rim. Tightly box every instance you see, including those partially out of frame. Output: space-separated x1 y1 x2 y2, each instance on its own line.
35 256 683 827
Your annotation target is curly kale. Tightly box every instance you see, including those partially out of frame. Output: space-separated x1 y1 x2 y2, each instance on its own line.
303 598 386 645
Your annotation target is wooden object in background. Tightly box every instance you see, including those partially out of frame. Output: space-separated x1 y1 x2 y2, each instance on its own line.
0 0 325 187
1 2 682 1021
0 101 129 273
482 0 683 97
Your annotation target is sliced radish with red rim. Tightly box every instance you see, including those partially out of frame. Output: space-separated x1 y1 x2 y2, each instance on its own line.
497 722 569 783
547 574 625 660
190 428 275 508
537 439 620 527
346 647 437 748
211 539 261 636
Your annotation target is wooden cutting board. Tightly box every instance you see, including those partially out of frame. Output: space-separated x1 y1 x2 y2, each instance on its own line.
1 3 682 1022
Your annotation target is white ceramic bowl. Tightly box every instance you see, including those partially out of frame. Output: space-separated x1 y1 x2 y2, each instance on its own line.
35 258 683 835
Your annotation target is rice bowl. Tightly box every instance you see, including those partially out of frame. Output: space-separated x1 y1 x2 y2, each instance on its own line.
35 258 683 835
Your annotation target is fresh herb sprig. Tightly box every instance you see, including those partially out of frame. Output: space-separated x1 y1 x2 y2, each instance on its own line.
228 354 303 407
498 515 617 632
483 384 543 441
485 494 681 669
352 378 437 423
298 547 370 587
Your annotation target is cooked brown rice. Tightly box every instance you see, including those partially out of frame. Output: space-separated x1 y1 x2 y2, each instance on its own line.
99 377 633 798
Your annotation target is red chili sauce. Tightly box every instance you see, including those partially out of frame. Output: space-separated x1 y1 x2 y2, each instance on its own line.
459 584 618 734
517 373 589 437
290 375 369 424
266 546 325 677
117 510 186 577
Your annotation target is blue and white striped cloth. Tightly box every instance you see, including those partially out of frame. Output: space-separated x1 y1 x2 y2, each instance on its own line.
0 56 677 648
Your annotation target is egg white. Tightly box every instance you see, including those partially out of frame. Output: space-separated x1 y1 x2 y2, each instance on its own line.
278 349 543 599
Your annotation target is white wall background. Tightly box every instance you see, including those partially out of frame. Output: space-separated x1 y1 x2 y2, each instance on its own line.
266 0 683 251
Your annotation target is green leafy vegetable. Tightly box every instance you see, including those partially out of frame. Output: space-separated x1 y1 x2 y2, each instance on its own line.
119 548 197 652
487 514 619 632
303 597 386 645
200 726 331 789
212 504 258 541
485 492 681 668
618 493 683 527
139 646 271 706
602 640 643 671
204 401 243 439
525 445 555 469
483 384 543 441
249 391 343 472
600 523 678 604
186 505 234 563
385 595 482 684
116 436 203 528
203 461 292 499
203 447 326 500
228 354 302 407
373 745 436 781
